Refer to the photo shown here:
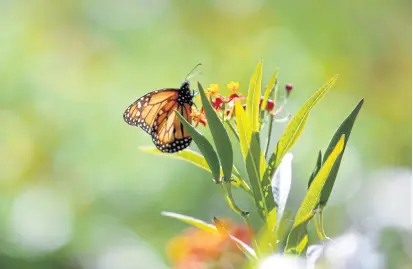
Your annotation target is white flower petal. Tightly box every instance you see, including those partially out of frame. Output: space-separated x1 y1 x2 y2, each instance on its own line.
271 152 293 221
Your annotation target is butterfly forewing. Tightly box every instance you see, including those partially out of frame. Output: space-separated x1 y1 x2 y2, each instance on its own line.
123 89 179 134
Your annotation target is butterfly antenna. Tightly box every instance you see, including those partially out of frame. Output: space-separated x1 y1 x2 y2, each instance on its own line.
185 63 202 80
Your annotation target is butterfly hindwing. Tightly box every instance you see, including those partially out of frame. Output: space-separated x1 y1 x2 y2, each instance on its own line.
151 103 192 153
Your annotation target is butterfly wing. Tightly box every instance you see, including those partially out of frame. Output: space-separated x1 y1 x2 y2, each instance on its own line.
123 89 179 134
151 102 192 153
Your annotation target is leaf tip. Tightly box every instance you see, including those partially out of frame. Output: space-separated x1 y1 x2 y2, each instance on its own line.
139 146 151 152
161 211 172 217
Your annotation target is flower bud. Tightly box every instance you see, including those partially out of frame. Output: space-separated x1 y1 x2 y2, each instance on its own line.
285 83 293 96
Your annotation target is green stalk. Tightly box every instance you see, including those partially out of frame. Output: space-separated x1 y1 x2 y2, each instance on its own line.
220 102 225 121
318 207 330 240
313 212 325 240
220 182 260 257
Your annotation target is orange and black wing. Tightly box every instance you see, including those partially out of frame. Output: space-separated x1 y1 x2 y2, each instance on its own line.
123 89 179 134
151 102 192 153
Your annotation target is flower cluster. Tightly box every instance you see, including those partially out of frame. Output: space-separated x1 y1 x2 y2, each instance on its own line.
191 82 291 127
167 219 251 269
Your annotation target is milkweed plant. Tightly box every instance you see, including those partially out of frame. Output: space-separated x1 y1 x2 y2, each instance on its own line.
142 61 363 269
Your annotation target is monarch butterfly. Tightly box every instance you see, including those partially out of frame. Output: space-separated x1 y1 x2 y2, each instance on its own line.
123 66 201 153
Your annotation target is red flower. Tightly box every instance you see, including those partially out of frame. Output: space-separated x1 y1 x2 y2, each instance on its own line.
227 93 246 103
212 96 225 111
259 97 275 112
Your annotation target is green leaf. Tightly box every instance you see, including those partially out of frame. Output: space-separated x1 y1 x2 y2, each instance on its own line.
162 211 217 233
176 112 221 182
308 150 323 188
265 75 339 183
140 147 251 193
255 211 276 255
246 60 263 132
285 211 316 255
162 211 257 261
261 67 279 112
319 99 364 206
235 101 269 220
294 135 345 225
198 82 234 181
274 209 293 250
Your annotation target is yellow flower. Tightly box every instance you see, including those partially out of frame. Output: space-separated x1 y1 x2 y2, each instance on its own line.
206 84 220 97
227 81 240 93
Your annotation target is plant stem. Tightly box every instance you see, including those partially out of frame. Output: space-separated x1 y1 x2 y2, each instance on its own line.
221 102 226 121
318 207 330 240
241 211 261 258
220 182 260 257
313 213 325 240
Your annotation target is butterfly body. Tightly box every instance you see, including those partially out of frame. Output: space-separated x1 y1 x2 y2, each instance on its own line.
123 81 194 153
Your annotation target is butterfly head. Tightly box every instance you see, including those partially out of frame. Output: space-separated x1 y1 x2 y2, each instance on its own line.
180 80 190 91
177 81 193 105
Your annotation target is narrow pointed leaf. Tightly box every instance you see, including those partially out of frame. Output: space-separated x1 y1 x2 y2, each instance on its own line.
265 75 339 182
285 211 316 255
246 60 263 132
319 99 364 205
198 82 233 181
274 210 293 249
261 67 279 112
176 112 220 181
308 150 323 188
141 147 250 192
162 211 257 261
256 207 277 254
162 211 217 233
294 135 345 225
235 101 269 219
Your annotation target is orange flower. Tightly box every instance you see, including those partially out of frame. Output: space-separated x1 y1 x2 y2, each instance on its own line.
190 107 207 127
167 219 251 269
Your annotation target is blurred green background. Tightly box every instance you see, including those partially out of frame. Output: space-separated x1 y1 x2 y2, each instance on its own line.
0 0 411 268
